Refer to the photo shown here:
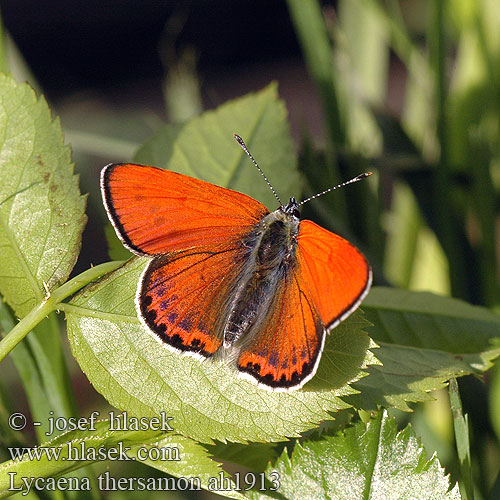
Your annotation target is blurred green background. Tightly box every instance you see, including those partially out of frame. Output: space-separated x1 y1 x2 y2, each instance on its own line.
1 0 500 498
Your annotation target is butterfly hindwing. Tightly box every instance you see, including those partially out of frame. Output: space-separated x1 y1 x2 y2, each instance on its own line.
236 269 325 390
139 244 248 357
102 163 269 255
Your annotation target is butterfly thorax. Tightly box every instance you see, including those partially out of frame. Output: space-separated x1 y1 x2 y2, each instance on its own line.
222 200 300 347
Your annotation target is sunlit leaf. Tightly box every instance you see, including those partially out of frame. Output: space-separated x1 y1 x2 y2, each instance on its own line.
248 410 461 500
350 287 500 410
66 258 374 444
0 74 86 318
135 83 300 210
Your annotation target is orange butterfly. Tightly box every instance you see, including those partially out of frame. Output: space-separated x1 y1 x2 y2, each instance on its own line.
101 135 372 391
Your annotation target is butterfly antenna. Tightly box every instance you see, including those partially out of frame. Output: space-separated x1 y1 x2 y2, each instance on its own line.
299 172 373 206
234 134 282 206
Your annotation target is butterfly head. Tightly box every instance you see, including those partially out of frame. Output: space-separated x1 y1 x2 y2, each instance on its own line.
281 197 300 219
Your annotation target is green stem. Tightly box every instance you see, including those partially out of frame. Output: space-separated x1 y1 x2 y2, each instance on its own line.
287 0 344 147
287 0 348 225
449 378 474 500
430 0 469 300
0 261 123 364
63 129 140 159
471 12 500 307
366 0 431 92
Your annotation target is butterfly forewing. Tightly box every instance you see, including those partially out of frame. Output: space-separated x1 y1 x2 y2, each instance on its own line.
296 220 372 329
102 163 269 255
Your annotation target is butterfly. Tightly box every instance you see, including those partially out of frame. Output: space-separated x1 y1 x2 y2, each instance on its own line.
101 134 372 391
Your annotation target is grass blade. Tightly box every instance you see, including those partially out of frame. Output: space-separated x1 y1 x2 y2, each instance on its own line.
287 0 344 146
449 377 474 500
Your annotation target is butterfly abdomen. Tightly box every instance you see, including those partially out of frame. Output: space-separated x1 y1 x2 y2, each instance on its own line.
223 209 299 347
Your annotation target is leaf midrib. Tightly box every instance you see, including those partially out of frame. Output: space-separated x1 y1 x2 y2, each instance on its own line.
0 93 44 310
364 414 384 500
61 303 139 323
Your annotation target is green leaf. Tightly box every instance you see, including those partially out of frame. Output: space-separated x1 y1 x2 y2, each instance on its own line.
135 83 300 210
205 412 356 473
248 410 461 500
0 419 244 499
365 287 500 353
163 46 203 122
0 74 81 453
349 287 500 410
207 441 280 473
489 360 500 445
0 74 87 318
65 258 375 444
128 439 245 499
